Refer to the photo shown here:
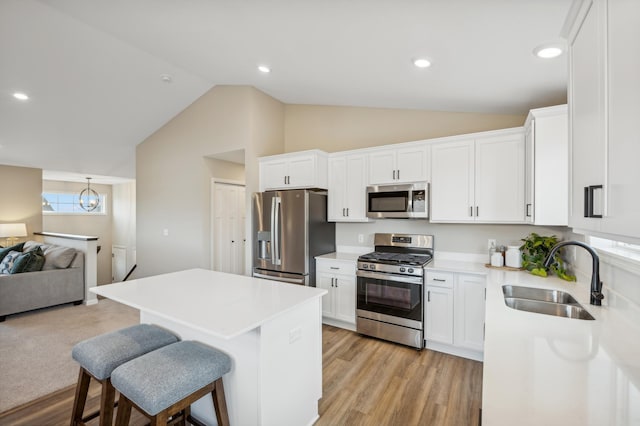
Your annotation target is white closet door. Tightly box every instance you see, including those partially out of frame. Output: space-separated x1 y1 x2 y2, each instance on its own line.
213 182 246 275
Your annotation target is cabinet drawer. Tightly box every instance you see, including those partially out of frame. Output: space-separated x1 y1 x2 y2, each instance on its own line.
425 271 454 288
316 260 355 275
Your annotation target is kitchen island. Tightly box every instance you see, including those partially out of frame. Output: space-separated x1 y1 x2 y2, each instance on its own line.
91 268 327 426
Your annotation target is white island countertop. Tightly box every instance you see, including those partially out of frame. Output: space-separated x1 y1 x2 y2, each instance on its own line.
90 268 327 340
482 268 640 425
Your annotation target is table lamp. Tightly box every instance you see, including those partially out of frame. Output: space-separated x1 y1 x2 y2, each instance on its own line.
0 223 28 247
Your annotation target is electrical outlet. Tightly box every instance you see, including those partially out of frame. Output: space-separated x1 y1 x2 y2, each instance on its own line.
358 234 364 244
488 239 496 250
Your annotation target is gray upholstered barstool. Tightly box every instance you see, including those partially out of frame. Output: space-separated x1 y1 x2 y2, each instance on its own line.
70 324 179 426
112 340 231 426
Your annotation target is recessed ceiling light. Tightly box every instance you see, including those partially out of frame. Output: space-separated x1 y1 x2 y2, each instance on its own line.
533 44 564 59
258 65 271 73
160 74 173 83
13 92 29 100
413 58 432 68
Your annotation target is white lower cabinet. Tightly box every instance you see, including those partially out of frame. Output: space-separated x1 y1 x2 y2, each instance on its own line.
316 258 356 329
425 270 486 361
425 272 454 345
454 273 486 352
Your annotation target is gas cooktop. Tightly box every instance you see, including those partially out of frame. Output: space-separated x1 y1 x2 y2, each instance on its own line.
358 252 433 267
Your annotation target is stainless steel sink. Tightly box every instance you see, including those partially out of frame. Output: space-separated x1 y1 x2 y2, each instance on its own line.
501 285 595 320
504 297 595 320
502 285 579 304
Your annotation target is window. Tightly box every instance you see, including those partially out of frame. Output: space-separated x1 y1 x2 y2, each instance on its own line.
42 192 106 215
590 236 640 264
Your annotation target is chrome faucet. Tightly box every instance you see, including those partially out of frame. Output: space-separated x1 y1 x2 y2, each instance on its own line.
544 241 604 306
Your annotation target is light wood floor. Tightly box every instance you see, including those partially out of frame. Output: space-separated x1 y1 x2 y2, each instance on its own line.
0 325 482 426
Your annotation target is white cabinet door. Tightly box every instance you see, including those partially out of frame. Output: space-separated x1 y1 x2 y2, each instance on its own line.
454 274 486 352
430 139 475 222
287 155 316 188
524 120 534 223
334 275 356 324
344 155 369 221
368 149 396 184
568 0 607 232
601 0 640 239
475 132 525 222
260 159 289 191
396 145 429 183
425 285 454 345
327 156 347 221
328 154 369 222
316 272 334 318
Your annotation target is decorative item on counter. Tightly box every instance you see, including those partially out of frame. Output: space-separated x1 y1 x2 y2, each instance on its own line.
505 245 522 268
520 233 576 281
490 251 504 267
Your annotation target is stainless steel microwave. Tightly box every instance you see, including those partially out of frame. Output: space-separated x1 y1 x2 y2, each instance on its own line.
366 182 429 219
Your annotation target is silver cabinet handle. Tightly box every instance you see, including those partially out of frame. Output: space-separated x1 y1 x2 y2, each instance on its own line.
397 169 400 180
392 170 396 180
470 206 473 217
346 208 349 217
476 206 479 216
427 290 431 302
526 203 532 217
432 278 446 282
330 266 339 270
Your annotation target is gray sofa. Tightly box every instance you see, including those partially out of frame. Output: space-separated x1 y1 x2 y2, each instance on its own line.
0 242 85 321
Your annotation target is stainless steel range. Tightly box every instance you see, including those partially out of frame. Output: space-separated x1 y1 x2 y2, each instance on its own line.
356 233 434 349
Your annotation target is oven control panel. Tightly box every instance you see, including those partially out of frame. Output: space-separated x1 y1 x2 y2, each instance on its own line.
357 261 424 277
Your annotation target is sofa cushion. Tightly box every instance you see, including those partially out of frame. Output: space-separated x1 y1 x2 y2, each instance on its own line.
0 251 23 274
0 242 25 264
11 246 46 274
42 245 77 270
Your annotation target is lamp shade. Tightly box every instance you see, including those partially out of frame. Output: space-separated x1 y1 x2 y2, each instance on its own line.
0 223 27 238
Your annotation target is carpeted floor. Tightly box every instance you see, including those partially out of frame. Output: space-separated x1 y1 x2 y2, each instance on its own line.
0 299 139 413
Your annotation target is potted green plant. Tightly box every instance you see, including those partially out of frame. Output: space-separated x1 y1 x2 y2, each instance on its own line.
520 233 576 281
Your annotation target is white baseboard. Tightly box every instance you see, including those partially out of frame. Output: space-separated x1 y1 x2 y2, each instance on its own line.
85 299 98 306
425 340 484 362
322 317 357 332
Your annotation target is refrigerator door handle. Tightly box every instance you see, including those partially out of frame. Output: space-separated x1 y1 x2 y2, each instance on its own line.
271 196 282 265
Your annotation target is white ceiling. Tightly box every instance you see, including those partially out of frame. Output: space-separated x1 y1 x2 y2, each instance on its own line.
0 0 571 181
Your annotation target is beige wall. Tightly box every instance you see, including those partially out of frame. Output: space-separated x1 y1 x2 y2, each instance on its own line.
205 158 245 182
284 104 526 152
0 165 42 241
42 180 113 285
136 86 284 278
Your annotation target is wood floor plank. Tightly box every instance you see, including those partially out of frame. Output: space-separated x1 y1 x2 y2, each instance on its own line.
0 325 482 426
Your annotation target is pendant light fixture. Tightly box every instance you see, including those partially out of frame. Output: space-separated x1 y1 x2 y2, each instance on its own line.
79 177 100 212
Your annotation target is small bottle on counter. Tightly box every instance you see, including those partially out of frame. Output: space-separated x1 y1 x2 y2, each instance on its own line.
505 245 522 268
491 251 504 267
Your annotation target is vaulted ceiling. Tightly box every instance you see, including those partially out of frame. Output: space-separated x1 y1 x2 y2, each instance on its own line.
0 0 571 180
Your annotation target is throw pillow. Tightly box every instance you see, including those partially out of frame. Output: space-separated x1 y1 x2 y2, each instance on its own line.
42 245 77 270
0 242 25 264
11 246 46 274
0 250 23 274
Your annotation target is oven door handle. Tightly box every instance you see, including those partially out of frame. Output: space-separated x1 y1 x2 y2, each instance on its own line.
356 270 423 285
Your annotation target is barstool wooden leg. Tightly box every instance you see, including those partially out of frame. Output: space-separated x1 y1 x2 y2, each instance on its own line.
71 368 91 426
115 393 132 426
99 378 116 426
212 378 230 426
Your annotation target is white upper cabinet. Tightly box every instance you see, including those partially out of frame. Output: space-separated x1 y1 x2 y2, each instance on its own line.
566 0 607 233
431 128 525 223
600 0 640 239
524 105 569 226
259 150 328 191
368 144 430 185
328 153 370 222
565 0 640 241
430 139 475 221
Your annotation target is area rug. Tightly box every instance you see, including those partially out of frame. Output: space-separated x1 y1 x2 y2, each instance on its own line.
0 299 139 413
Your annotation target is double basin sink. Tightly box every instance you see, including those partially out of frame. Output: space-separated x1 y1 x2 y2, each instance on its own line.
502 285 595 320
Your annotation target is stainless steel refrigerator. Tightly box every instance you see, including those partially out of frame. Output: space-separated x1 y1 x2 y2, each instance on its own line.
252 189 335 286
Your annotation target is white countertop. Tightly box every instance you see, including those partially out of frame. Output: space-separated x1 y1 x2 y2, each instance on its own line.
315 252 361 262
91 268 327 340
482 268 640 425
